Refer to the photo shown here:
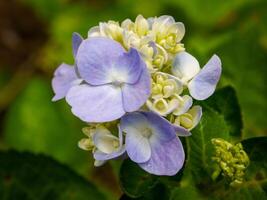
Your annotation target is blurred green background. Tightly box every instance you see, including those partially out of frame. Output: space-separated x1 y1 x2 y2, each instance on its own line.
0 0 266 199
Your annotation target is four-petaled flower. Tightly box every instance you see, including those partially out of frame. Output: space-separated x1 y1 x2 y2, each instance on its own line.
121 111 188 175
53 34 151 122
172 51 222 100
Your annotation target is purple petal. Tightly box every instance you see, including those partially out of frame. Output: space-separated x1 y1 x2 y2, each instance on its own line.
66 84 125 122
141 111 177 142
52 63 82 101
121 112 152 163
172 125 191 137
72 32 83 57
188 55 222 100
121 67 151 112
113 48 143 84
76 37 125 85
94 146 126 161
139 137 185 176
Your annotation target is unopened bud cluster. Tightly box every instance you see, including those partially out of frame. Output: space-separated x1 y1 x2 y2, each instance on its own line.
211 138 249 187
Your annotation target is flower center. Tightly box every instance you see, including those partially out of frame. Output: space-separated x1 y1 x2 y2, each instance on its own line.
112 80 124 87
109 70 127 87
142 128 153 138
113 140 120 149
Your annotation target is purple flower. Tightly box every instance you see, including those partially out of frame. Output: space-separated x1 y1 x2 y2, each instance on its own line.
52 34 151 123
51 33 84 101
172 52 222 100
121 111 189 176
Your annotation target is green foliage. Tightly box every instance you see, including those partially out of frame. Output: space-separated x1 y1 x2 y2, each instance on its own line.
4 78 90 176
119 159 158 198
0 150 105 200
120 183 170 200
185 106 230 183
238 137 267 198
169 185 204 200
217 28 267 137
172 88 267 199
169 0 253 26
201 86 243 139
119 87 267 199
214 21 267 138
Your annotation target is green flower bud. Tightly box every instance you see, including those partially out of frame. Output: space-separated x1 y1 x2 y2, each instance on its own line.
211 138 250 187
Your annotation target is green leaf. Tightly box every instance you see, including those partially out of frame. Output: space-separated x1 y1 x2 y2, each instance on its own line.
0 150 105 200
119 159 158 198
186 106 230 182
120 183 169 200
237 137 267 198
201 86 243 139
4 77 90 176
170 185 204 200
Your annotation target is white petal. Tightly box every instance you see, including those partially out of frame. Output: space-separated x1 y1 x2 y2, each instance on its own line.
188 105 202 130
94 160 106 167
168 22 185 42
173 95 193 116
172 52 200 82
93 127 119 154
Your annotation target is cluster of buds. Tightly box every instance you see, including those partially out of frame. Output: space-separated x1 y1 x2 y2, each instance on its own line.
146 72 202 130
211 138 250 186
88 15 185 72
146 73 184 116
79 123 124 167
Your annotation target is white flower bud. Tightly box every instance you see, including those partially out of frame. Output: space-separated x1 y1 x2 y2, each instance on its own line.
173 105 202 130
135 15 149 36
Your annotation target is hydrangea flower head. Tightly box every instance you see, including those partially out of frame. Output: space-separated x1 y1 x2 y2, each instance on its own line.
51 15 222 176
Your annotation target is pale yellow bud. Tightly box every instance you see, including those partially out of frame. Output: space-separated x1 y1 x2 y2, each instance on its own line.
162 79 178 98
78 138 94 151
122 31 140 49
99 21 123 42
147 98 179 116
173 105 202 130
139 44 154 59
135 15 149 36
121 19 135 31
179 113 193 129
